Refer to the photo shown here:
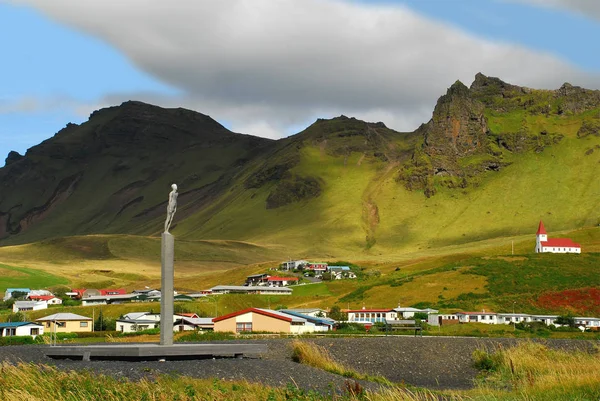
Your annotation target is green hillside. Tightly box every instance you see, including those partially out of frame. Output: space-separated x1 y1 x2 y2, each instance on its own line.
1 74 598 258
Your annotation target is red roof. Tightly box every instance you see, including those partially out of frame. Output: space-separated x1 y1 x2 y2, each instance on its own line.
347 309 393 313
28 295 57 301
541 238 581 248
212 307 292 323
267 276 299 281
536 220 547 235
177 313 199 318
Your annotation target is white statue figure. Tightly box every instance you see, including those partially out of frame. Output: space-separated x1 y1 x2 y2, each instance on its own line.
164 183 178 233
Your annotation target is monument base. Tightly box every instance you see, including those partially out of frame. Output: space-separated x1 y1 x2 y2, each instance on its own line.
44 343 267 361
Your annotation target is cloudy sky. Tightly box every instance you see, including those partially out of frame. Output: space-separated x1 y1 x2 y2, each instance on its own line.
1 0 599 166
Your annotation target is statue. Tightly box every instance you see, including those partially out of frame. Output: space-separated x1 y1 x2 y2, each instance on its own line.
164 183 178 233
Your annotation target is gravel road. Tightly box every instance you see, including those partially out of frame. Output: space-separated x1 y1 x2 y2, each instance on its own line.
0 336 596 394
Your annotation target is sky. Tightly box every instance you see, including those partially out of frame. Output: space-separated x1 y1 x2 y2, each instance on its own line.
1 0 599 166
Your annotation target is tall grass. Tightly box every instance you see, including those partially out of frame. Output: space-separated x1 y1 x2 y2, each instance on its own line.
0 362 317 401
291 339 391 386
470 341 600 400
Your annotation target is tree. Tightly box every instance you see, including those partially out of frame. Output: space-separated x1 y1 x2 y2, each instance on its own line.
413 312 428 321
328 305 347 321
6 312 26 322
554 315 576 328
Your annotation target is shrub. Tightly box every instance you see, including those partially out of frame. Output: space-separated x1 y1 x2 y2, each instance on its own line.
0 336 36 346
473 349 503 372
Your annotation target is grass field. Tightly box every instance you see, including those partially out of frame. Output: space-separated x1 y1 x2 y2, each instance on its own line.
0 263 67 291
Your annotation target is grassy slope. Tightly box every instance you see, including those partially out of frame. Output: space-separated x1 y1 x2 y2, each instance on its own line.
174 109 600 261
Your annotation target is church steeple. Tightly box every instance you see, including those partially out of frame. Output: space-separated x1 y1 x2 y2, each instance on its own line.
535 220 548 253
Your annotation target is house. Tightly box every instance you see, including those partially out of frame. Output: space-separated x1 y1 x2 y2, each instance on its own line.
116 319 159 333
245 273 271 285
36 313 93 333
279 310 334 331
394 307 439 319
81 293 141 306
535 221 581 254
3 288 31 301
574 317 600 330
12 300 48 313
122 312 161 322
281 260 308 271
174 317 214 332
210 285 292 295
530 315 560 326
456 312 499 324
0 322 44 338
305 262 328 273
347 308 396 323
27 295 63 305
27 289 53 297
497 313 533 325
213 308 315 334
266 276 299 287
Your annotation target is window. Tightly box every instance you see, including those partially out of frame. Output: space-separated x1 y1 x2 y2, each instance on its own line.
80 321 88 327
236 323 252 333
30 328 39 335
46 322 51 328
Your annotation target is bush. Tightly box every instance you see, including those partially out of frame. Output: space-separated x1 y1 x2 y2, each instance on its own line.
334 323 366 333
122 328 160 336
177 331 235 342
473 349 503 372
0 336 36 346
75 331 119 338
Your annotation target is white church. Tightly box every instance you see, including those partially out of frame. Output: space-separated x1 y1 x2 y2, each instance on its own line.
535 221 581 254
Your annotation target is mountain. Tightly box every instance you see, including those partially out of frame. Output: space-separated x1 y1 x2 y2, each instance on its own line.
1 74 599 258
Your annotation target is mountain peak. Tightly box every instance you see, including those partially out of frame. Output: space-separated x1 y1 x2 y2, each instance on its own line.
447 80 470 96
4 151 23 166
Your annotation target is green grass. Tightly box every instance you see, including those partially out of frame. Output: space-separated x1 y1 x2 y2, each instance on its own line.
0 263 68 293
289 283 333 297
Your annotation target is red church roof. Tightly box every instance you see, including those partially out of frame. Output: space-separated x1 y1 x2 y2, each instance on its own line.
536 220 547 235
541 238 581 248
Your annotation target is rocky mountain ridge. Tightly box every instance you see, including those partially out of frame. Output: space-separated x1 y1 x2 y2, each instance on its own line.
1 73 599 247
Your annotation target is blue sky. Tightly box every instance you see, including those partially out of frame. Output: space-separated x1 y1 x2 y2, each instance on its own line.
0 0 599 166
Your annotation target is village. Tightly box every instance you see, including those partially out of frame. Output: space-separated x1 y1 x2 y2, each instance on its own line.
0 221 595 339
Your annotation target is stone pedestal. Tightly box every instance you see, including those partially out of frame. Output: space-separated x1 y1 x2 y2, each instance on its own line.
160 232 174 346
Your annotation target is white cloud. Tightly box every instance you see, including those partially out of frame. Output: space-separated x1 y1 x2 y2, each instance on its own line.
8 0 600 138
507 0 600 21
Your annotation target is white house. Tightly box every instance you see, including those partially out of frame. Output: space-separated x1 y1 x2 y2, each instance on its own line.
574 317 600 330
347 308 396 323
535 220 581 254
28 295 62 305
394 307 439 319
281 260 308 270
3 288 31 301
12 300 48 313
456 312 499 324
0 322 44 338
116 312 163 333
497 313 533 325
173 317 214 332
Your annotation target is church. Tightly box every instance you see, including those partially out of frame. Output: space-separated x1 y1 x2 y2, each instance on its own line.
535 221 581 254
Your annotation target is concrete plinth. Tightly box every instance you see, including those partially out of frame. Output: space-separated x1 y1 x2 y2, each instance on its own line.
44 343 267 361
160 232 174 346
